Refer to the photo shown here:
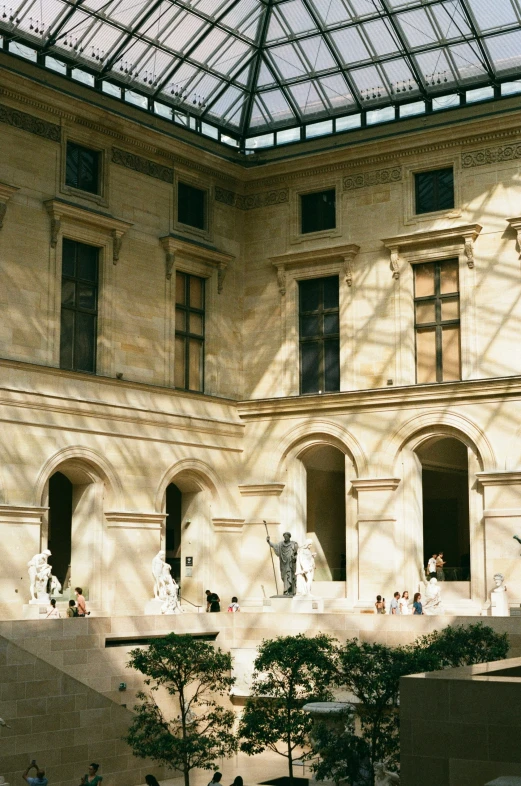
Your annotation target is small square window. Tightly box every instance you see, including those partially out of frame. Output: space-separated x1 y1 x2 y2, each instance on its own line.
178 182 206 231
66 142 100 195
415 168 454 215
301 189 336 234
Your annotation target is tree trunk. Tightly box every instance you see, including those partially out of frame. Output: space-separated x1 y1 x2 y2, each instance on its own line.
183 769 190 786
288 740 294 786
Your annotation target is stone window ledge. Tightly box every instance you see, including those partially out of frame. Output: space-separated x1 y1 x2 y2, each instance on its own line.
0 182 20 229
382 223 482 278
159 234 234 293
270 243 360 295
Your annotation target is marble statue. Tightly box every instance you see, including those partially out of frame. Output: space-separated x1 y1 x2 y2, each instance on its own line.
27 550 52 602
267 532 298 595
423 577 444 615
152 550 166 599
374 762 400 785
160 562 182 614
295 539 316 596
50 575 62 597
491 573 509 616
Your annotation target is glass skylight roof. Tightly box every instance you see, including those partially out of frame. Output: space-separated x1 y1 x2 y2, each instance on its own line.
2 0 521 140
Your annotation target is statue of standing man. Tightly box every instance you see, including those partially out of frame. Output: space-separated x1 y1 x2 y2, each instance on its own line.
267 532 298 596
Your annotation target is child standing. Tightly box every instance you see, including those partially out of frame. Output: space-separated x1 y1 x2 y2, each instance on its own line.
227 596 240 612
375 595 386 614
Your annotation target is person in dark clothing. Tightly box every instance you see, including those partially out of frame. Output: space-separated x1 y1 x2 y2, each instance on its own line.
209 592 220 612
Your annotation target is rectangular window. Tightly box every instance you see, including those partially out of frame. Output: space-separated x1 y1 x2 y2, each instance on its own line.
415 168 454 214
178 182 206 230
60 238 99 373
175 271 205 392
301 189 336 234
414 259 460 384
299 276 340 394
65 142 100 194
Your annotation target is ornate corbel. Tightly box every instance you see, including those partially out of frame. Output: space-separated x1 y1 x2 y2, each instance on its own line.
50 218 61 249
463 236 474 269
0 183 19 231
112 229 124 264
507 217 521 259
165 250 175 280
276 265 286 296
389 247 400 279
217 263 227 294
342 246 360 287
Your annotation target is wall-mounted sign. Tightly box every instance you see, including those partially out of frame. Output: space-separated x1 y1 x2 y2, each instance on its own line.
185 556 193 566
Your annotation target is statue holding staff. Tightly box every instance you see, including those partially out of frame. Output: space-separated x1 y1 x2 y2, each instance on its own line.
266 532 298 596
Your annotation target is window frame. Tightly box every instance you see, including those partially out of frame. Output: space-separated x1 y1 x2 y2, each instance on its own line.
174 271 205 393
60 133 108 207
173 172 212 242
290 179 342 245
414 167 455 216
414 259 461 384
65 141 101 196
60 238 100 374
300 188 337 235
298 275 340 395
403 157 461 227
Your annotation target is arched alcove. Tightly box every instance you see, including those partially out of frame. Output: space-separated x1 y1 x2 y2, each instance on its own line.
300 444 346 581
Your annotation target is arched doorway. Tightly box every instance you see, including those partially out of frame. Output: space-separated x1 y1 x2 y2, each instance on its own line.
416 436 471 581
301 444 346 582
165 483 182 584
48 471 73 589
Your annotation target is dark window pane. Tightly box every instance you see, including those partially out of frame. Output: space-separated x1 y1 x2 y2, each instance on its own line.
78 284 96 311
65 142 100 195
301 315 320 338
416 327 437 383
299 279 320 312
324 313 339 335
324 339 340 392
61 280 75 307
301 343 320 394
189 339 203 391
323 275 339 309
77 245 98 282
301 189 336 234
175 273 205 391
175 335 186 387
414 263 435 297
62 239 76 277
189 276 204 309
415 168 454 214
75 312 96 372
60 309 74 370
176 271 186 305
442 325 460 381
189 313 204 336
440 260 459 294
175 309 186 332
178 182 206 230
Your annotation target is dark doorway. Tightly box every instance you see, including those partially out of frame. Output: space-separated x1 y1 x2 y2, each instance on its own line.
166 483 182 584
48 471 73 587
417 437 470 580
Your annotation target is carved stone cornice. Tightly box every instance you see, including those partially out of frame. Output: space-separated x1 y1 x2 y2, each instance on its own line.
476 472 521 487
215 186 289 210
105 511 165 529
0 505 48 523
0 182 19 230
382 224 482 278
507 217 521 258
343 166 402 191
0 101 61 142
238 483 285 496
44 199 133 262
350 478 401 492
160 235 233 292
111 147 174 183
212 518 245 532
462 142 521 169
271 244 360 295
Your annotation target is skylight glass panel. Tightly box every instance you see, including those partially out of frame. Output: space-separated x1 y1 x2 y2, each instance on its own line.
467 0 519 31
266 14 288 43
330 26 372 65
318 74 355 109
206 84 244 121
351 64 390 101
249 96 272 128
220 0 262 39
311 0 356 25
257 61 276 88
269 43 308 79
288 81 326 116
259 88 296 124
397 8 441 48
297 35 337 72
275 0 316 36
415 49 457 88
159 12 206 53
448 42 488 82
431 2 472 41
362 19 401 57
349 0 385 19
486 30 521 73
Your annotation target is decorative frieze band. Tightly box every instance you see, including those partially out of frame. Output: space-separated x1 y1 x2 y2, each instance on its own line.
462 143 521 168
215 187 289 210
111 147 174 183
0 102 61 142
343 166 402 191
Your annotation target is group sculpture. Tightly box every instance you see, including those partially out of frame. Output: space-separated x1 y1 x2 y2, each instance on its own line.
267 533 316 597
422 576 444 615
151 550 182 614
27 550 62 603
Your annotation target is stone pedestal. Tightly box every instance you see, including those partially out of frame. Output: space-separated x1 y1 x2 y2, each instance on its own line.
23 602 47 618
144 598 163 615
303 701 352 730
266 595 324 613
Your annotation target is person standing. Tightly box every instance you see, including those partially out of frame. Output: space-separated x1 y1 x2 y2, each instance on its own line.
45 598 60 619
75 587 87 616
205 590 212 612
389 591 400 614
81 763 102 786
227 596 240 612
413 592 423 615
67 599 78 617
436 552 446 581
427 554 437 578
399 591 411 615
375 595 386 614
207 772 222 786
23 761 47 786
209 592 220 612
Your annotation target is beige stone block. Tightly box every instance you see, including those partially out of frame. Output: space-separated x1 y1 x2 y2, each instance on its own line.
25 678 61 698
60 743 90 764
63 650 89 666
79 706 113 726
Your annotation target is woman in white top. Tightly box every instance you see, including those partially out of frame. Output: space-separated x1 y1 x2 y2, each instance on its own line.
399 591 411 615
45 598 60 618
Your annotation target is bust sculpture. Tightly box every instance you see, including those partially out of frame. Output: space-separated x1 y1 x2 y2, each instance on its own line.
267 532 298 595
423 577 444 615
374 762 399 785
491 573 509 616
27 550 52 602
295 539 316 596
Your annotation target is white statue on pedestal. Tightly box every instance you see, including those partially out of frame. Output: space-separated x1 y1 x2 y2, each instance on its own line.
491 573 509 616
160 562 182 614
152 550 166 599
295 539 316 596
374 762 399 785
27 550 52 602
423 577 444 615
50 575 62 597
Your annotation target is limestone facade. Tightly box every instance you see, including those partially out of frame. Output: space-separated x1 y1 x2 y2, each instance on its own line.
1 64 521 618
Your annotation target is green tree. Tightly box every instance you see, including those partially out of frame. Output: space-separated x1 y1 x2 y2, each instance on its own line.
415 622 509 668
239 634 338 784
309 707 371 786
126 633 237 786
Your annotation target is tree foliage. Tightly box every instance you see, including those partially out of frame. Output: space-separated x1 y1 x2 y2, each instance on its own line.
126 633 237 786
414 622 509 669
309 707 371 786
238 634 338 783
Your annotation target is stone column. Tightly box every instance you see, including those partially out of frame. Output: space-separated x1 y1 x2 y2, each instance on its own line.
0 505 47 618
350 478 401 607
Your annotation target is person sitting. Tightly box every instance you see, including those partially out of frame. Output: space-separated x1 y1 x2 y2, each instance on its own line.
227 596 240 612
